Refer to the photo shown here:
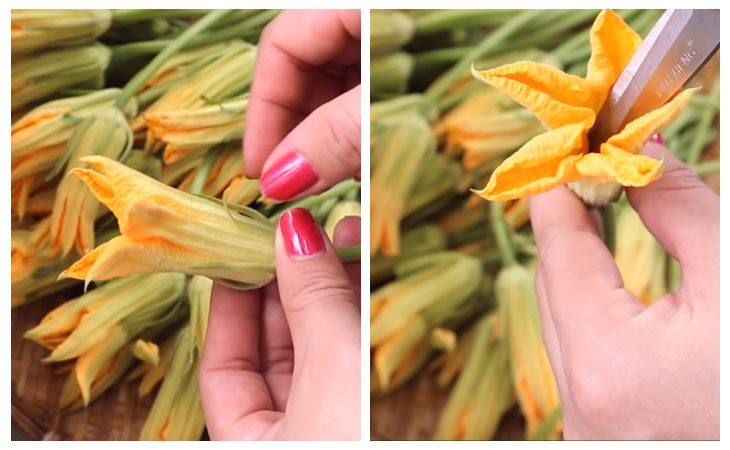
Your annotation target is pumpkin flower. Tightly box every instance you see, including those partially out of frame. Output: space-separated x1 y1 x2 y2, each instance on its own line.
11 89 125 214
11 43 111 111
11 9 112 55
371 252 483 392
25 272 185 406
176 143 246 196
435 313 513 440
140 276 211 441
615 205 667 304
144 96 248 165
59 156 275 290
136 40 256 135
49 103 136 256
471 9 696 206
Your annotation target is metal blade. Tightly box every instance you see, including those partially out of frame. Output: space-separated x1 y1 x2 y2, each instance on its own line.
589 9 719 150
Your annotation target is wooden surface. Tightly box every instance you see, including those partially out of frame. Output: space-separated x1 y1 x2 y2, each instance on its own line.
11 294 155 441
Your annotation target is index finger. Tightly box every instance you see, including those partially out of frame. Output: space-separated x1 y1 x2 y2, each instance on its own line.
529 185 642 343
245 10 361 177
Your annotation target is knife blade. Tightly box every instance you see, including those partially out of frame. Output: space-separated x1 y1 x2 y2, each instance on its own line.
589 9 720 151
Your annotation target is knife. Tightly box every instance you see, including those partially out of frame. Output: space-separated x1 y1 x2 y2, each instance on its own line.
589 9 720 151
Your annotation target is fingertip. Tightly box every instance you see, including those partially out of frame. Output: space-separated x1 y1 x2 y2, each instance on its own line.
333 216 361 248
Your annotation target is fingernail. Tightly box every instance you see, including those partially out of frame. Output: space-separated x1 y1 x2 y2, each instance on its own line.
260 152 319 201
648 133 666 146
280 208 325 258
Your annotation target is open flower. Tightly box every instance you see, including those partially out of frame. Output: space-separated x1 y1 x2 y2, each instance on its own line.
59 156 275 289
471 10 696 206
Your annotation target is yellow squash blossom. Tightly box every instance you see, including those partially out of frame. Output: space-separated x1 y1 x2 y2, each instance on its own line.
59 156 275 290
615 205 667 304
11 9 112 55
472 10 696 206
11 43 111 111
49 104 136 256
144 96 248 165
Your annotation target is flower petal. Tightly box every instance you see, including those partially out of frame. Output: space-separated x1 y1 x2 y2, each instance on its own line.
575 149 664 186
474 124 586 201
602 88 697 154
471 61 598 129
586 10 642 104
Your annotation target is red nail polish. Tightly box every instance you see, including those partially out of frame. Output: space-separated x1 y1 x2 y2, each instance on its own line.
280 208 325 258
648 133 666 146
260 153 319 201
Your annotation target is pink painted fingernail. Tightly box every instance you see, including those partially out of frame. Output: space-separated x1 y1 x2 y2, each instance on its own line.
280 208 325 258
260 152 319 201
648 133 666 146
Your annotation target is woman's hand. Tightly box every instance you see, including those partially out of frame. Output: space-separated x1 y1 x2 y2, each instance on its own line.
529 141 719 439
244 10 361 201
199 209 361 440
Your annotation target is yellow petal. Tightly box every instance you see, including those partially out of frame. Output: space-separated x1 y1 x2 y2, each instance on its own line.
575 149 664 187
474 124 586 201
602 88 697 154
471 61 598 129
586 10 642 104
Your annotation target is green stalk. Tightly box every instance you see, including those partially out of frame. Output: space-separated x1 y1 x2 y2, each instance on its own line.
599 203 616 255
528 407 563 440
692 159 721 177
422 9 543 108
687 79 720 166
115 9 232 110
189 145 225 195
489 201 517 267
111 9 210 23
336 245 361 263
269 180 361 221
414 10 521 34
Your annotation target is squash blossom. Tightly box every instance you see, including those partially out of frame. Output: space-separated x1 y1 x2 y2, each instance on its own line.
145 96 248 165
11 89 124 214
615 205 667 304
49 103 136 256
471 9 696 206
11 9 112 55
435 313 512 440
59 156 275 290
11 43 111 111
140 276 211 441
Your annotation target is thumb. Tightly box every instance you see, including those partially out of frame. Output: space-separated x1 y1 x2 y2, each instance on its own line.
275 207 359 354
259 85 361 202
274 207 360 439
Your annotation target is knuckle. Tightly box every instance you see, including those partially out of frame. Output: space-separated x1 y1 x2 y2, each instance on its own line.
315 102 361 171
287 267 355 313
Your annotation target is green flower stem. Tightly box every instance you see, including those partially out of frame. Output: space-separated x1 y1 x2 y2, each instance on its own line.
422 9 542 108
111 9 210 24
111 9 279 63
335 245 361 263
115 9 232 110
489 201 517 267
189 145 225 195
414 9 521 35
599 203 616 255
692 159 721 177
269 180 360 221
528 406 563 440
687 79 720 166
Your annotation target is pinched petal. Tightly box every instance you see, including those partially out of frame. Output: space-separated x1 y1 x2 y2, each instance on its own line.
586 9 642 104
602 88 697 154
473 124 586 201
471 61 598 130
575 149 664 187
